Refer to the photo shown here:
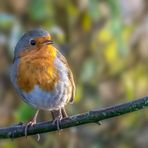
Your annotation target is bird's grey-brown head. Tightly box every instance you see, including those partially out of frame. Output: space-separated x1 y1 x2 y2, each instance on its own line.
14 28 53 59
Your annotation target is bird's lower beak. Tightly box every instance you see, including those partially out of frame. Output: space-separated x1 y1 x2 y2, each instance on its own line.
43 40 53 45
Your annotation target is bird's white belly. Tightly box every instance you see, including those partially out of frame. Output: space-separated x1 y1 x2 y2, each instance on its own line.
22 83 68 110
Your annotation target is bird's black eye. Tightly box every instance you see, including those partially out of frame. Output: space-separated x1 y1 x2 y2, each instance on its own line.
30 40 36 45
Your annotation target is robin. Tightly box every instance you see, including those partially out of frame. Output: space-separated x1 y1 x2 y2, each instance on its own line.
10 28 75 137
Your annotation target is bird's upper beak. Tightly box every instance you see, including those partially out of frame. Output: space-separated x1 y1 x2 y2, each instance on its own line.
42 40 53 45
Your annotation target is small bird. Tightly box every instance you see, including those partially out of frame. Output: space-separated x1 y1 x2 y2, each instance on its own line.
10 28 75 136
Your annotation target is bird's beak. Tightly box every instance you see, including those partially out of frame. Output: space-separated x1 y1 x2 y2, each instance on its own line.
42 40 53 45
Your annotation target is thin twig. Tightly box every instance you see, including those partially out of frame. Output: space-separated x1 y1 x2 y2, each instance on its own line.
0 96 148 139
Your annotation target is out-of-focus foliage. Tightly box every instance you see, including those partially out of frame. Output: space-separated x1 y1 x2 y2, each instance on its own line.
0 0 148 147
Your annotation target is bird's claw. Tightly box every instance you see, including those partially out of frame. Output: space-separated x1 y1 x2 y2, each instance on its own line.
52 116 62 133
25 120 36 138
24 121 40 141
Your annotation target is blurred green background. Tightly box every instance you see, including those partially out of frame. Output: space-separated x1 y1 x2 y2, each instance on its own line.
0 0 148 147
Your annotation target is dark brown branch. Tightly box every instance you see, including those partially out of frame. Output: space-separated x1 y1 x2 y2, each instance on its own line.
0 96 148 139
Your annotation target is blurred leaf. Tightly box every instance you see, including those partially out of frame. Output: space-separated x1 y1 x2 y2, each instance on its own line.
75 84 83 102
8 21 22 57
110 18 127 56
97 24 112 42
108 0 120 17
123 71 135 99
118 143 131 148
122 26 133 42
0 141 17 148
120 111 141 128
88 0 100 22
82 12 92 32
50 26 65 43
14 102 36 122
28 0 53 21
104 39 117 62
80 58 96 83
67 2 79 27
0 13 14 28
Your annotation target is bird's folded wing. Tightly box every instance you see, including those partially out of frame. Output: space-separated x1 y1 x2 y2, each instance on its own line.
57 50 75 103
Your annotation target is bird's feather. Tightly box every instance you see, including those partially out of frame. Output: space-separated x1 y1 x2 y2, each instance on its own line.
57 50 75 103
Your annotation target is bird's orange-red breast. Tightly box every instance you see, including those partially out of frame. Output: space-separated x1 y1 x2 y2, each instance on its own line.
17 42 59 92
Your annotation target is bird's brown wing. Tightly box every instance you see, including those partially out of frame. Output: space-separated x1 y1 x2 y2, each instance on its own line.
57 50 75 103
67 68 75 103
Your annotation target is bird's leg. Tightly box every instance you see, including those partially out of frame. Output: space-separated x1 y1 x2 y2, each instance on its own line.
51 109 63 131
51 107 68 132
61 107 68 118
25 110 39 139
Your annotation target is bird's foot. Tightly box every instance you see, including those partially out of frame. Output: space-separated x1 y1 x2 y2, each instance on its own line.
24 110 40 140
24 120 40 141
52 115 62 133
25 120 36 138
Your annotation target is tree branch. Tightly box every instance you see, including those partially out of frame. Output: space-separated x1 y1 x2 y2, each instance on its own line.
0 96 148 139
